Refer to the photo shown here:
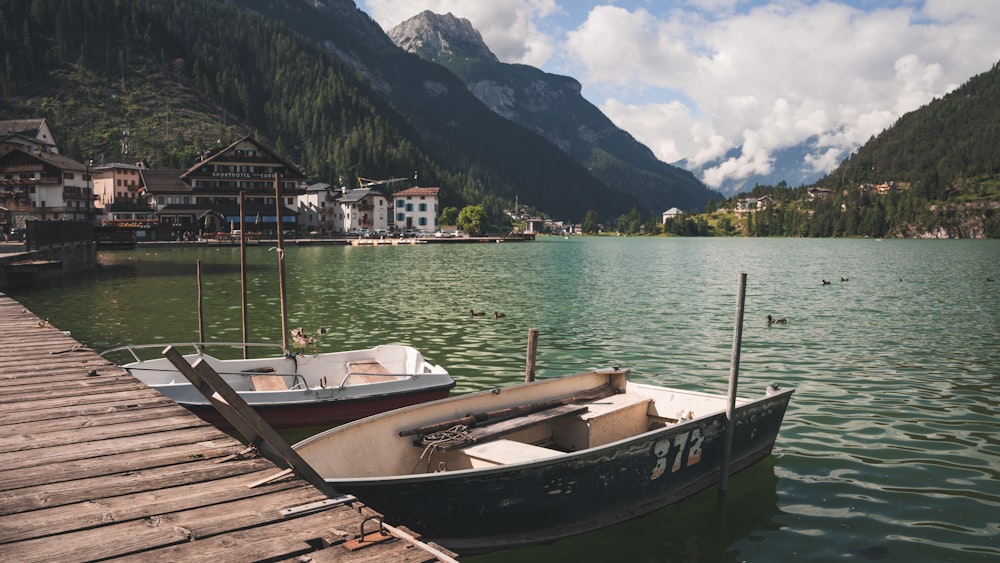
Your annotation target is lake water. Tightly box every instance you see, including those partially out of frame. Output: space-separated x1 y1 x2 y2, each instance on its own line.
7 237 998 562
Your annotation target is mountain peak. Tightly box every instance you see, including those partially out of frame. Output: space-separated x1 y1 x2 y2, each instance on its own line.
388 11 498 64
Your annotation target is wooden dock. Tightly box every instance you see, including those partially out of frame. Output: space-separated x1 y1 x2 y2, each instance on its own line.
0 292 458 562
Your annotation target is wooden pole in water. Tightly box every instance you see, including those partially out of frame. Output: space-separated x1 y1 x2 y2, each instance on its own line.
525 328 539 382
196 260 205 351
720 271 747 496
274 172 289 355
239 191 249 359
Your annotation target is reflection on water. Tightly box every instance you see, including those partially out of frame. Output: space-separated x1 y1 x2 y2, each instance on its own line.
8 237 999 562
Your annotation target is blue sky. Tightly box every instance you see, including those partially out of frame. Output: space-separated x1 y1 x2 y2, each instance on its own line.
359 1 1000 190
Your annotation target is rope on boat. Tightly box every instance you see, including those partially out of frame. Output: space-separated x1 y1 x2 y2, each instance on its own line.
414 424 470 473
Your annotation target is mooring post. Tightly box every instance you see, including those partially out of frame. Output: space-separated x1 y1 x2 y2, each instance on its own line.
525 328 540 382
196 260 205 352
274 172 290 355
239 190 249 359
720 272 747 496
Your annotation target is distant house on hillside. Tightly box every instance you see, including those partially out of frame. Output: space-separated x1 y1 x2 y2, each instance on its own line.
393 186 440 232
807 187 832 199
661 207 683 223
736 198 757 213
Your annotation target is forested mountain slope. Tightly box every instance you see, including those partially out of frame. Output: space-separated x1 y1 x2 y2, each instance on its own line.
0 0 650 224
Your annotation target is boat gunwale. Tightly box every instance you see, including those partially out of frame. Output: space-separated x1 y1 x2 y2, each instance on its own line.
168 379 458 408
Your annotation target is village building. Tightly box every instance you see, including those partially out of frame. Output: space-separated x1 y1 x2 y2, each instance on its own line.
298 182 337 234
0 118 59 157
661 207 684 223
139 136 306 239
393 186 440 232
338 187 389 234
0 146 95 230
92 160 154 227
807 187 833 199
756 194 775 209
523 217 545 234
1 118 88 234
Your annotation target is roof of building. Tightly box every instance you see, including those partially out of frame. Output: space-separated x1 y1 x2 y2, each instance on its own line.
0 147 86 172
93 159 147 171
181 136 306 180
0 118 47 137
394 186 440 197
338 188 383 203
140 169 189 193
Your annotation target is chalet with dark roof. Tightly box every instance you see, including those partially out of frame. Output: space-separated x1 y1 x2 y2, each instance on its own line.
140 136 306 237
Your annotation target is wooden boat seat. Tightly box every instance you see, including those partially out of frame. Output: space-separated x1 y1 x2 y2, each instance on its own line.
249 374 289 391
460 439 563 468
553 393 653 449
346 358 405 384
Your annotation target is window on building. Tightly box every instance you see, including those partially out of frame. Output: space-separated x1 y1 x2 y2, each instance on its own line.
418 203 427 212
396 199 404 208
418 217 427 226
396 213 405 221
405 203 413 212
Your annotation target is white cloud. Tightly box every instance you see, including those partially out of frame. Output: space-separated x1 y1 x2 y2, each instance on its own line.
567 1 1000 189
361 0 559 66
360 1 1000 191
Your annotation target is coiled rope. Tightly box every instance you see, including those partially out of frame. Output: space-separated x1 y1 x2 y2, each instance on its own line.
413 424 470 473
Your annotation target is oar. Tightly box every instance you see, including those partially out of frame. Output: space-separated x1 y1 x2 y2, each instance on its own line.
398 383 618 437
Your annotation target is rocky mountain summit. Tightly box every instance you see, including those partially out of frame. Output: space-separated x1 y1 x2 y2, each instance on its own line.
388 11 718 213
388 11 498 64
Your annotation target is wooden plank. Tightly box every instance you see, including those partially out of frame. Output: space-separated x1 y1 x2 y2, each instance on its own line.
348 358 391 375
250 373 289 391
0 486 327 562
0 386 168 412
0 396 178 425
109 506 450 563
0 412 211 454
163 347 340 497
0 441 244 493
347 358 406 384
2 405 187 435
0 426 229 473
0 468 309 541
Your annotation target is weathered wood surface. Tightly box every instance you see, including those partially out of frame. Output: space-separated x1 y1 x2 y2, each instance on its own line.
0 293 457 562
